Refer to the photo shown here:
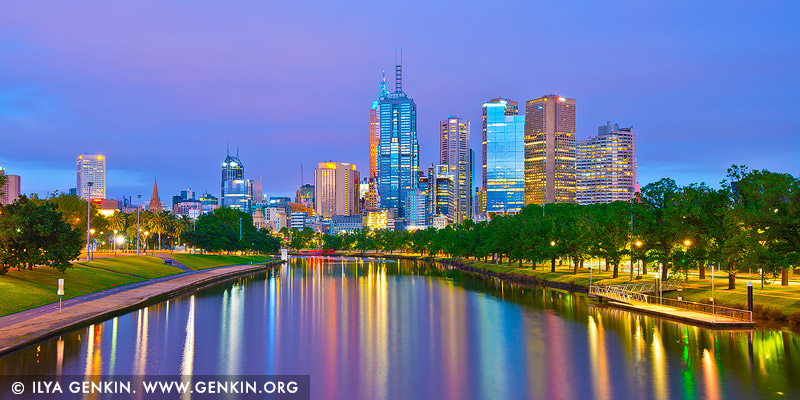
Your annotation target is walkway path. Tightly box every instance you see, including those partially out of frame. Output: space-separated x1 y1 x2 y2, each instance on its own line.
607 301 756 328
0 261 279 356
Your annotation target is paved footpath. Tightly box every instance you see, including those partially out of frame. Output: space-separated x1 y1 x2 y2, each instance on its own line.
0 261 278 356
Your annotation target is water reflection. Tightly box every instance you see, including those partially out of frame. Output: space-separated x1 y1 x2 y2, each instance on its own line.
1 258 799 399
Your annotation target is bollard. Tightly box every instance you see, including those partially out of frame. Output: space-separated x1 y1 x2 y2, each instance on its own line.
747 281 753 312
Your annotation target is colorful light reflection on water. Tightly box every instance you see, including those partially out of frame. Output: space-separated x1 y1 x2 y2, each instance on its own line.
1 258 798 399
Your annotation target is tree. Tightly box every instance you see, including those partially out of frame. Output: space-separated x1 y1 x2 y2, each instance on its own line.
0 196 83 273
174 215 191 248
638 178 684 281
588 202 631 279
150 211 170 250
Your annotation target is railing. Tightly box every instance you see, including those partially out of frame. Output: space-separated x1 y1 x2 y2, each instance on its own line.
605 281 684 293
591 285 753 323
641 296 753 323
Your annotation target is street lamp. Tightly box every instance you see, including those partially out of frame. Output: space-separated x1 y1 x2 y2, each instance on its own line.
89 228 96 260
635 241 643 276
144 231 150 254
116 235 124 256
86 182 93 261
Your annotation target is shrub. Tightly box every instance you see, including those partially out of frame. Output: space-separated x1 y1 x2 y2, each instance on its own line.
788 311 800 330
764 306 786 322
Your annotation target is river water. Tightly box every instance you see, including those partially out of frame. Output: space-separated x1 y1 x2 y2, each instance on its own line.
1 257 798 399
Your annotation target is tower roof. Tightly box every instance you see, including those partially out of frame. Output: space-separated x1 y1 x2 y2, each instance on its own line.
149 177 162 213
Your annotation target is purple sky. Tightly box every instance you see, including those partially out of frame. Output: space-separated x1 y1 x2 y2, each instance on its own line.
1 1 798 201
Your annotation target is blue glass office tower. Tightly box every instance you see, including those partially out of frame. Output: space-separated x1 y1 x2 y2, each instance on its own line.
482 98 524 216
221 151 252 213
377 54 418 220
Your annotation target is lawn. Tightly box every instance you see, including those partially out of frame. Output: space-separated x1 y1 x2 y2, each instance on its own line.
0 264 144 316
0 254 276 317
170 254 276 270
77 255 185 279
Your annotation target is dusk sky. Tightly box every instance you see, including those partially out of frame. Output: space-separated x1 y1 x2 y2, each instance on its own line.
1 1 798 201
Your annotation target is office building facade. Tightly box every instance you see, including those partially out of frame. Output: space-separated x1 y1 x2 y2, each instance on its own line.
76 154 106 200
0 168 21 206
440 116 471 222
377 54 418 220
577 122 637 205
482 98 525 216
524 95 576 205
314 162 360 219
221 153 252 213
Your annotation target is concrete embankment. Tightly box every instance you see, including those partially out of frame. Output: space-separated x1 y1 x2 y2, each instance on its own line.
0 260 282 356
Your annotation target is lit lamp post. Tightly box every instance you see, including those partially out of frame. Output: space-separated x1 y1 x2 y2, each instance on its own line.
144 231 150 254
89 229 96 260
635 241 643 277
684 239 692 282
86 181 93 261
113 230 118 256
136 194 142 255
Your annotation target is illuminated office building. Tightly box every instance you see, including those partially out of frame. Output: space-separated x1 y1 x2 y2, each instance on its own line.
0 167 20 205
221 151 252 213
524 95 576 205
440 116 471 222
426 164 455 225
314 162 360 219
377 51 418 221
76 154 106 200
577 122 637 205
482 98 524 216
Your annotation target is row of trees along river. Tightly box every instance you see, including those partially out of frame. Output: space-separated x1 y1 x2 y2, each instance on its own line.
309 165 799 290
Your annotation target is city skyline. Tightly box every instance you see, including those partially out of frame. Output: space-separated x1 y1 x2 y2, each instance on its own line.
1 1 798 200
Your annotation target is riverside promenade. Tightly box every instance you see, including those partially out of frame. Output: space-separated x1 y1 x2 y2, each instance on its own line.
0 260 280 356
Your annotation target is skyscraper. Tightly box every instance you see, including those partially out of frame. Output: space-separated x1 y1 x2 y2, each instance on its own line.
314 162 360 219
221 151 251 213
577 122 637 205
482 98 525 216
0 167 20 206
440 116 471 222
365 74 388 212
76 154 106 200
377 50 418 221
426 164 455 224
524 95 576 205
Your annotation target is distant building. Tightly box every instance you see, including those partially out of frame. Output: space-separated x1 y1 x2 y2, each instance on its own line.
0 167 21 206
148 178 163 213
426 164 455 225
68 188 77 196
440 115 471 222
482 99 525 217
365 210 388 231
524 95 576 205
76 154 106 200
332 215 363 235
577 122 637 205
377 53 419 220
432 215 449 230
264 207 288 232
295 184 315 209
290 212 309 230
221 152 251 213
314 162 360 219
406 187 427 227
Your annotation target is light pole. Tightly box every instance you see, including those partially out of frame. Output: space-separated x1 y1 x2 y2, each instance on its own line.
136 194 141 255
239 217 242 241
635 241 643 277
89 229 95 260
86 182 93 261
629 201 634 281
113 230 118 256
144 231 149 254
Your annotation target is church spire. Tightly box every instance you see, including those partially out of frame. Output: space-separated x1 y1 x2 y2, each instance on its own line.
149 177 162 213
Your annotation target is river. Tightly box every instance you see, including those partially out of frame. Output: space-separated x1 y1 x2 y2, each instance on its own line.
1 257 798 399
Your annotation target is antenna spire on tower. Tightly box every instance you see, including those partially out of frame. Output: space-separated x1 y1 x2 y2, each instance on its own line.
395 47 403 93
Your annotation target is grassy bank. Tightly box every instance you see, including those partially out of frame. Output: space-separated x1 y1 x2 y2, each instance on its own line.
0 254 276 317
171 254 274 270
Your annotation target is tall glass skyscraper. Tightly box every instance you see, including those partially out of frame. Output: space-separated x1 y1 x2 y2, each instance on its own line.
482 98 525 216
439 116 471 223
377 53 418 220
221 152 252 213
76 154 106 200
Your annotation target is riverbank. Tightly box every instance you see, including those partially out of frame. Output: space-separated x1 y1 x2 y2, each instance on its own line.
335 251 800 329
0 258 281 356
0 254 274 317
